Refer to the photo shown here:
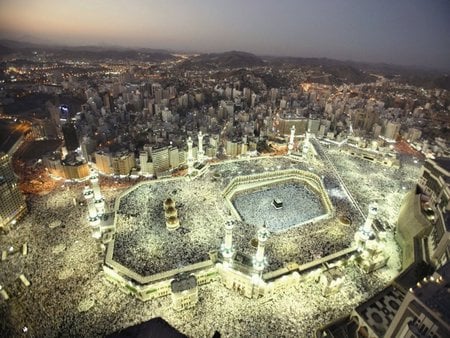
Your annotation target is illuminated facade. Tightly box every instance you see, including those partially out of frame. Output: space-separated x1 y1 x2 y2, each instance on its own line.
43 152 90 180
112 152 135 176
197 131 204 163
151 147 170 174
0 153 27 230
397 157 450 270
95 151 113 175
319 157 450 337
287 125 295 155
187 137 194 174
386 264 450 337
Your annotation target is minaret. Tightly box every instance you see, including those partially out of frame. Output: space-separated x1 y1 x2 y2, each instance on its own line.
83 186 99 226
253 224 270 272
90 170 105 216
187 137 194 174
354 202 388 272
197 131 204 163
221 220 234 259
302 130 310 156
362 202 378 238
288 125 295 154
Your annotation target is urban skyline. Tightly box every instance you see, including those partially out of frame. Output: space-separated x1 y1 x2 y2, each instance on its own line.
1 2 449 337
1 0 450 70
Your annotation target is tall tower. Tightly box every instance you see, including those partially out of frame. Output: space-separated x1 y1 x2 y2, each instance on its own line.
288 125 295 155
354 202 388 272
89 170 105 216
62 121 79 152
187 137 194 174
253 225 270 272
363 202 378 237
83 186 101 239
302 131 310 157
197 131 204 163
221 220 234 259
0 153 27 230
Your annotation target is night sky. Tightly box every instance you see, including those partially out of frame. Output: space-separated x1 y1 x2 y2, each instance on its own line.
1 0 449 69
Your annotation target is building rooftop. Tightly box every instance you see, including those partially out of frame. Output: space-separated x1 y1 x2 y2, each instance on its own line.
434 157 450 173
413 263 450 325
354 285 405 337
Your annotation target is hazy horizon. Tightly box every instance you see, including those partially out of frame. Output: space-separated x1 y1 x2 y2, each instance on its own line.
1 0 449 70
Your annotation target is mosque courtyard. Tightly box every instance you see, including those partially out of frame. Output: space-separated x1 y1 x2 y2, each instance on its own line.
0 151 420 337
112 157 351 277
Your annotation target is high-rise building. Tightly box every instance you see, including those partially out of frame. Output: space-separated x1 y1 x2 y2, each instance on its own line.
43 152 89 180
308 119 321 135
384 122 400 141
385 263 450 337
62 122 79 151
151 147 170 174
226 140 238 157
139 151 150 174
169 147 179 169
46 101 61 132
112 152 135 176
102 92 114 111
0 153 27 230
397 157 450 270
80 137 97 162
95 151 113 175
407 128 422 143
178 150 186 165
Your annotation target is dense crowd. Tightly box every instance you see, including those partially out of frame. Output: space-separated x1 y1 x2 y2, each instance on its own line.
165 262 387 338
323 146 422 227
0 184 104 337
0 153 411 337
232 182 326 232
113 157 360 274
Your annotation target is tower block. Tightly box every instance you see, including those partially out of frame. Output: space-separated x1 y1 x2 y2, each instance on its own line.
197 131 205 163
302 131 310 157
83 186 101 239
90 170 105 216
363 202 378 235
187 137 194 174
253 225 270 272
221 220 235 259
288 125 295 155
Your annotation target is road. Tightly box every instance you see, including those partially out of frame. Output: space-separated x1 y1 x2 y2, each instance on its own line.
0 119 31 154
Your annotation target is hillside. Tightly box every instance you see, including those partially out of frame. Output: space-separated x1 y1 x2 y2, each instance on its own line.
180 51 265 69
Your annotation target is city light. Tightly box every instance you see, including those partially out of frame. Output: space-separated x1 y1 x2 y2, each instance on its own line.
0 6 448 335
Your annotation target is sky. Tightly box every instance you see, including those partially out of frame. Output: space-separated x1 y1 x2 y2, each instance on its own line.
1 0 449 69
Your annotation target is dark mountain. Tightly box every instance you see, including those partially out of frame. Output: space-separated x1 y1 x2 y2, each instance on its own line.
0 39 44 49
1 39 447 89
267 56 449 89
49 48 175 62
0 39 175 62
320 63 377 85
267 56 376 85
0 44 14 55
180 51 265 69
